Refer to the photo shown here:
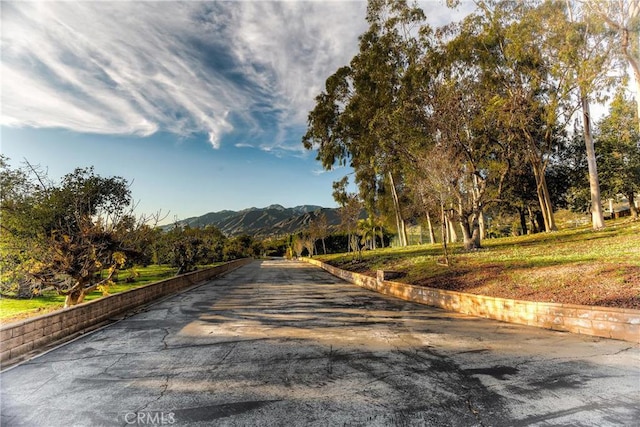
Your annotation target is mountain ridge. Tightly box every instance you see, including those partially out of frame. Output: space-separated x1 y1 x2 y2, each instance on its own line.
167 204 341 237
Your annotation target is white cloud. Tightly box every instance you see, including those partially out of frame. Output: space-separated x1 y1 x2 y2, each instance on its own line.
2 2 244 147
0 1 367 150
227 1 367 123
1 1 471 151
234 142 254 149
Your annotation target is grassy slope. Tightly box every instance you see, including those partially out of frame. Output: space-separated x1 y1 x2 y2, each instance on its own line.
316 219 640 309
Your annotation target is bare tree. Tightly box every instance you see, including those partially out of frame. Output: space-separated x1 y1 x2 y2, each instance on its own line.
308 212 329 255
292 235 305 259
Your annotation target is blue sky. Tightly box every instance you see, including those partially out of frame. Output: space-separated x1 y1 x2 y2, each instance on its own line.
1 1 474 223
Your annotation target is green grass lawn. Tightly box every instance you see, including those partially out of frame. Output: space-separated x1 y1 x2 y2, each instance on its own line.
0 264 177 322
316 218 640 308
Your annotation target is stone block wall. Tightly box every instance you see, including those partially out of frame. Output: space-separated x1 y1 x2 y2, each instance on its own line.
303 258 640 343
0 259 253 366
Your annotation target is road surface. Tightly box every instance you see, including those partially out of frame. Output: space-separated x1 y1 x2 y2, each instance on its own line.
1 259 639 426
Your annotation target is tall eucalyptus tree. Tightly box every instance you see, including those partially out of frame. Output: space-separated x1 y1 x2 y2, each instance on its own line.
557 1 618 229
413 4 523 248
303 0 429 247
461 1 579 232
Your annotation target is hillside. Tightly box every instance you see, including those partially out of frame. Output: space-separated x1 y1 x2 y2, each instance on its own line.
316 220 640 309
170 205 342 237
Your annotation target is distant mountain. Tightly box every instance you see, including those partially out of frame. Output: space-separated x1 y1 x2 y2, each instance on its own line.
168 205 342 237
254 208 343 237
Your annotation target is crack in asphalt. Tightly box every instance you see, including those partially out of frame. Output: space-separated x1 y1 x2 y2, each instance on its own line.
610 346 636 356
26 371 60 395
102 353 127 377
213 340 238 368
131 374 171 417
466 397 485 427
160 328 170 350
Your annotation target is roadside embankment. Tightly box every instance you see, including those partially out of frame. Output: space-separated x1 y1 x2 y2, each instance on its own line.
302 257 640 343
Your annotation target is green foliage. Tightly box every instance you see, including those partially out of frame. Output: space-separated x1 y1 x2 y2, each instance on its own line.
222 234 260 261
0 159 151 306
595 89 640 217
303 0 637 245
157 225 227 273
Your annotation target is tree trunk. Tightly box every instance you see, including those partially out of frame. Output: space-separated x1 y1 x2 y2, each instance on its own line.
63 278 102 307
459 218 474 250
388 172 408 247
634 68 640 132
627 191 639 220
14 281 32 299
530 158 557 231
374 227 379 249
527 205 539 234
446 212 458 243
458 202 481 250
536 210 545 233
473 174 486 241
419 190 436 244
350 234 361 260
440 201 450 266
471 222 481 248
539 172 556 231
581 95 606 229
518 207 528 235
64 289 85 308
426 211 436 244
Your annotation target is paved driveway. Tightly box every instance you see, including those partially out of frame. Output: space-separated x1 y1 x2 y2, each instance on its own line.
1 259 638 426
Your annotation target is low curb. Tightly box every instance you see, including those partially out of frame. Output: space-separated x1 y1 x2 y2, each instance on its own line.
301 257 640 343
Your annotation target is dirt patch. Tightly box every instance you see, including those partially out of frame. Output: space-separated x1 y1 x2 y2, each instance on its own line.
436 263 640 309
328 261 640 310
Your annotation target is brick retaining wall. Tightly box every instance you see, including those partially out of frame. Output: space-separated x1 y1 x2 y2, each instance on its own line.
0 259 253 367
302 258 640 343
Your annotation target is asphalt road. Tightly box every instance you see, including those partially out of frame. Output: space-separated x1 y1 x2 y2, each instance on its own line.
1 259 639 426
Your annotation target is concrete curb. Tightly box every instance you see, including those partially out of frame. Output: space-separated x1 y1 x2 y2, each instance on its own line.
0 259 253 367
301 257 640 343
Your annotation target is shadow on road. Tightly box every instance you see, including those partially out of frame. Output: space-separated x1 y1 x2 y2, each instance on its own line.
1 260 638 426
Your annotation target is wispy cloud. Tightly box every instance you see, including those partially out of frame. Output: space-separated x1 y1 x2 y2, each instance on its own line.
1 1 367 150
1 1 472 152
234 142 254 149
